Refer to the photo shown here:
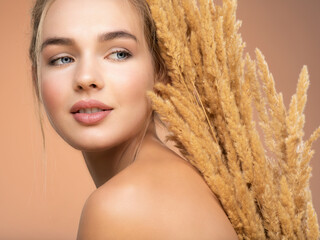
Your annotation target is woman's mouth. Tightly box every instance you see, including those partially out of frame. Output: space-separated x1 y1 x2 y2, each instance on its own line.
71 100 113 125
76 108 107 114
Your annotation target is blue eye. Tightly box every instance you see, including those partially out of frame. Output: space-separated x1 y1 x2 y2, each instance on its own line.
50 56 74 66
109 50 132 61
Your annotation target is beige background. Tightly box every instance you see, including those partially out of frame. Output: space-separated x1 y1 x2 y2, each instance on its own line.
0 0 319 239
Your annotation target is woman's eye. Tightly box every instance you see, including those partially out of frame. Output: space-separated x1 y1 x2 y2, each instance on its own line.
49 56 74 66
108 50 132 61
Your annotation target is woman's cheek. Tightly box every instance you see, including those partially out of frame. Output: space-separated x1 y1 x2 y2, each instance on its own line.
41 77 67 117
119 67 154 102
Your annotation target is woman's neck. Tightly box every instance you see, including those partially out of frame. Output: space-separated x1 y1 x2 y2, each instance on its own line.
82 120 158 188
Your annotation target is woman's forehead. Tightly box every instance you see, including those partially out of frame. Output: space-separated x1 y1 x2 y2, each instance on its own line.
42 0 144 41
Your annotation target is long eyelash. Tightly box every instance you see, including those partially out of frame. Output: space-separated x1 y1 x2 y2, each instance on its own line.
48 50 132 66
49 58 59 65
48 56 74 66
110 50 132 60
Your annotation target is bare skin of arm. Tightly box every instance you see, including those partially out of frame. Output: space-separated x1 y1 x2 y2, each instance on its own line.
77 135 238 239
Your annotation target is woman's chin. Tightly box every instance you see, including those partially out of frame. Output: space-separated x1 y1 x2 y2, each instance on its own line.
63 137 124 153
56 124 141 153
67 141 109 152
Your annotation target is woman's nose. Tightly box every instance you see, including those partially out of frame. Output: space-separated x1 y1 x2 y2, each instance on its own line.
73 58 104 92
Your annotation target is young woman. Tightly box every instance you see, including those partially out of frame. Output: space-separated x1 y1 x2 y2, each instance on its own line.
29 0 238 238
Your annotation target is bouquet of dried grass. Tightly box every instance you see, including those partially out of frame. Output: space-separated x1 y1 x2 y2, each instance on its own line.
146 0 320 238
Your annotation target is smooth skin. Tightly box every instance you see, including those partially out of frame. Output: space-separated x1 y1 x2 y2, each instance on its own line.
39 0 238 239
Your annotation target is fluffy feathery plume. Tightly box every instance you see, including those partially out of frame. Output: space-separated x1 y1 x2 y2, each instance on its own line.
244 54 281 238
146 0 319 238
307 201 320 239
256 49 288 162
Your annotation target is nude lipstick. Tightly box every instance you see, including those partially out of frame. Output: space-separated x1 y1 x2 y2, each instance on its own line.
70 99 113 125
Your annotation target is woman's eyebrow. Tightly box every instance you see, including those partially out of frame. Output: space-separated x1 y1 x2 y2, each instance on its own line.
41 31 138 52
98 30 138 43
41 37 74 51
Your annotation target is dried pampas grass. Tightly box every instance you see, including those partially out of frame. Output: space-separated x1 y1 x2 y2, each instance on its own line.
146 0 319 238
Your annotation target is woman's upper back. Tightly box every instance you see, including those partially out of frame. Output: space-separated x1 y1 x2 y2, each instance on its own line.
77 137 238 239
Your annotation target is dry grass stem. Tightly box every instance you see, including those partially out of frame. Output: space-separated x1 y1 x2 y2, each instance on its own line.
146 0 319 238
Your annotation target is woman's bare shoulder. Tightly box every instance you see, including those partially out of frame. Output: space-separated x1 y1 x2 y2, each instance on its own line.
77 139 238 239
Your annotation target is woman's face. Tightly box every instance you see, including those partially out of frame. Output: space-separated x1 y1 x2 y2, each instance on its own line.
39 0 155 151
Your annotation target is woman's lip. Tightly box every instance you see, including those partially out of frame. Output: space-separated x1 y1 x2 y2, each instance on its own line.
73 111 112 125
70 99 113 113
